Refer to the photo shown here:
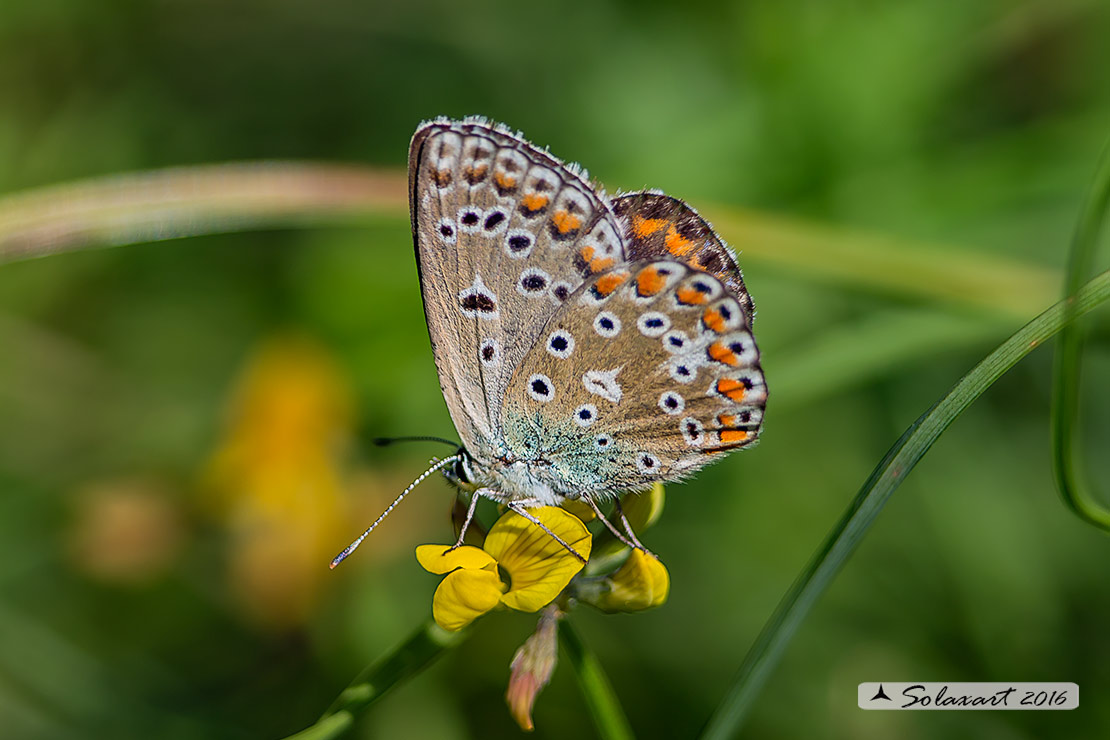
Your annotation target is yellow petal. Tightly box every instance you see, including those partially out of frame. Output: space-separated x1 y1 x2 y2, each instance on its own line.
595 549 670 612
485 508 592 612
415 544 497 574
431 568 504 631
559 499 596 522
620 483 665 534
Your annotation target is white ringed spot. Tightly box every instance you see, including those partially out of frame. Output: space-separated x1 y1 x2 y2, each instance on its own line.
546 329 575 359
504 228 535 259
658 391 685 415
635 453 661 474
680 417 705 446
436 217 457 245
637 311 670 337
593 311 621 338
479 338 501 367
573 403 598 427
457 206 483 233
527 373 555 402
517 267 551 297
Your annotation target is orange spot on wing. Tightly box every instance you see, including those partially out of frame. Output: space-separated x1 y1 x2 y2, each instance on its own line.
632 214 667 238
716 378 746 402
664 225 695 257
552 209 582 234
702 308 727 332
579 245 596 262
708 342 739 366
494 172 517 189
636 266 667 296
717 413 738 427
719 430 751 444
594 271 629 296
521 193 549 212
677 287 709 305
590 257 616 272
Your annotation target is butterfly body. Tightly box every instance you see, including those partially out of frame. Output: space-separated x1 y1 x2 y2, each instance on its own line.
410 118 766 508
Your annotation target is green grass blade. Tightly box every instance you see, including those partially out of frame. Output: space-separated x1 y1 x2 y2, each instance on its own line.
278 620 466 740
1051 141 1110 532
700 267 1110 740
560 622 636 740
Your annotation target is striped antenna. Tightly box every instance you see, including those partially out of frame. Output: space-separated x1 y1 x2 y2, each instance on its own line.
329 454 462 569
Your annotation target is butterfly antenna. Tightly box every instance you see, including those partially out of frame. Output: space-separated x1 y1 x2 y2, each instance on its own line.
373 435 460 449
330 454 462 569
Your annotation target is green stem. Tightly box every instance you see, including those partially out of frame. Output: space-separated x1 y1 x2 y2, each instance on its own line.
1051 140 1110 532
560 622 635 740
278 620 466 740
700 267 1110 740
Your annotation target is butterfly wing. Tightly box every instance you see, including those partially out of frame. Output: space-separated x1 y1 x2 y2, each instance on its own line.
610 191 755 322
409 119 627 461
499 259 767 495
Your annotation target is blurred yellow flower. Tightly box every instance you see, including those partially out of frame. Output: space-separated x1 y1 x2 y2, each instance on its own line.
203 334 353 630
621 482 665 534
589 549 670 613
416 507 591 631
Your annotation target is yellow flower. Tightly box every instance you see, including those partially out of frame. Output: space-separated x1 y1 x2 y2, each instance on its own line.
203 335 353 630
416 507 592 631
588 549 670 613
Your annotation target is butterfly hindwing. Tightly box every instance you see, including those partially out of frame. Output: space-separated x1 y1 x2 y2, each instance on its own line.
499 260 767 496
409 119 627 460
610 192 755 322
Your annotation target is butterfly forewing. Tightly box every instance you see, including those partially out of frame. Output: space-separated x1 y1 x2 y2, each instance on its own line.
409 119 627 461
499 260 767 495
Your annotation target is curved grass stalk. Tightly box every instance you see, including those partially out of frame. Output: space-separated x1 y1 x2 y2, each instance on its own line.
700 266 1110 739
0 162 406 262
0 164 1058 320
1051 141 1110 532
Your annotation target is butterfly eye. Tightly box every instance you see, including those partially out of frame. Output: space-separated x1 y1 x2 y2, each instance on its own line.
453 457 472 484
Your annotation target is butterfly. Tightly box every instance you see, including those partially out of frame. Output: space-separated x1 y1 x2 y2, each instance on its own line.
332 117 766 567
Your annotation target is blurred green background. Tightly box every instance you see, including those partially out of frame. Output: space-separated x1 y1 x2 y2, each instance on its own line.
2 1 1110 738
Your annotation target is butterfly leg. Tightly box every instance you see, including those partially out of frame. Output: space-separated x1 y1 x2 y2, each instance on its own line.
448 490 482 551
507 501 588 564
612 498 651 554
582 495 644 552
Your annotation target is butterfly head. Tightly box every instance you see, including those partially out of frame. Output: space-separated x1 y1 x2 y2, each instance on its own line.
441 449 482 493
